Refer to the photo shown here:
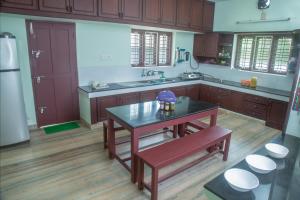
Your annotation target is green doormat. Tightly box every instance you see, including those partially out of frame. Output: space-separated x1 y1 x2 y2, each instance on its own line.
44 122 80 134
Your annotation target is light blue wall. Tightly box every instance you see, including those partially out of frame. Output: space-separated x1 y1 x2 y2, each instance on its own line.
214 0 300 32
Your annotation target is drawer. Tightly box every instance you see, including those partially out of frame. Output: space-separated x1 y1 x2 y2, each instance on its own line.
243 102 267 120
244 94 268 105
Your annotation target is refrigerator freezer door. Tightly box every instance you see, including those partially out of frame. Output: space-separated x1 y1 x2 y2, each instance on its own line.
0 37 19 70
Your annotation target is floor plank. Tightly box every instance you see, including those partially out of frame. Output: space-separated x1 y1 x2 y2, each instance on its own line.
0 109 280 200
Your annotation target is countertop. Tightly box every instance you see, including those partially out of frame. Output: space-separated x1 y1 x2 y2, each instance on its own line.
78 77 290 102
204 134 300 200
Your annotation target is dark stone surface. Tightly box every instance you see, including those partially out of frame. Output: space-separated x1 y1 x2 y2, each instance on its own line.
106 96 218 128
78 77 290 97
204 134 300 200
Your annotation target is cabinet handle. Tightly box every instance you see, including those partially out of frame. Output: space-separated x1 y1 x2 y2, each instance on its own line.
66 6 69 12
69 6 73 12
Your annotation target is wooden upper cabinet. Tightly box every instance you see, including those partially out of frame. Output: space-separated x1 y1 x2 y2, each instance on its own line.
202 0 214 31
98 0 121 19
39 0 69 13
122 0 142 21
193 34 205 57
143 0 161 24
70 0 97 16
160 0 176 26
0 0 38 9
190 0 203 30
204 32 219 57
176 0 191 28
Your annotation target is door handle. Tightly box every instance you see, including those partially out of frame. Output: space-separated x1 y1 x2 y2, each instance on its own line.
32 50 44 59
39 106 47 114
34 76 46 84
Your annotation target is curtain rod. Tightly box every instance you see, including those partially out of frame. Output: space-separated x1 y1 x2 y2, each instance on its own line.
236 17 291 24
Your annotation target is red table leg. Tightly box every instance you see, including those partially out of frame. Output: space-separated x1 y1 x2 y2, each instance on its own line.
178 124 186 137
131 129 139 183
108 118 116 159
210 111 218 127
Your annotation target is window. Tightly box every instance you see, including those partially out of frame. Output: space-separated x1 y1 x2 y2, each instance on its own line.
130 29 172 67
235 33 293 74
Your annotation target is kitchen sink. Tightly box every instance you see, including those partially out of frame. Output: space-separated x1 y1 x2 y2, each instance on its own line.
116 78 177 88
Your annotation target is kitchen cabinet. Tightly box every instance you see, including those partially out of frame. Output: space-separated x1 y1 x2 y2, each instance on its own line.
171 86 187 97
39 0 69 13
186 85 200 100
0 0 38 9
143 0 160 24
118 92 140 105
202 0 214 31
194 33 219 58
70 0 97 16
90 98 98 124
199 84 211 102
140 90 157 102
266 100 288 130
98 0 142 21
160 0 176 26
242 94 268 120
190 0 203 30
97 96 119 122
176 0 191 28
98 0 120 19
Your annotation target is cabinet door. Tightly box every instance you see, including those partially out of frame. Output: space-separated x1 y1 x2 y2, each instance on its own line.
186 85 199 100
140 90 157 102
122 0 142 21
171 87 187 97
176 0 191 28
160 0 176 26
202 0 214 31
199 84 211 102
193 34 205 57
39 0 69 13
97 96 119 122
98 0 121 19
1 0 38 9
230 91 243 112
204 33 219 58
143 0 161 24
119 92 140 105
190 0 203 30
266 100 288 130
70 0 97 16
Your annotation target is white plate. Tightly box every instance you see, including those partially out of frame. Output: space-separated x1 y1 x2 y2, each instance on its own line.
245 154 276 174
265 143 289 159
224 168 259 192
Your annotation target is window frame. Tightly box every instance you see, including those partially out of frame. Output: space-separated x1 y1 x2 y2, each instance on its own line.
234 32 294 75
131 29 173 67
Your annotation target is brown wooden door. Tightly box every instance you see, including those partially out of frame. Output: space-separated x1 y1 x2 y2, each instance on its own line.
140 90 157 102
199 84 211 102
121 0 142 21
27 21 79 127
39 0 69 13
171 87 186 97
176 0 191 28
193 34 205 57
70 0 97 16
98 0 121 19
190 0 203 30
266 100 288 130
0 0 38 9
160 0 176 26
186 85 199 100
143 0 161 24
202 0 214 31
204 33 219 57
119 93 140 105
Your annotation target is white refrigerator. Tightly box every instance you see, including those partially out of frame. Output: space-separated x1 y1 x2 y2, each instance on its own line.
0 32 30 146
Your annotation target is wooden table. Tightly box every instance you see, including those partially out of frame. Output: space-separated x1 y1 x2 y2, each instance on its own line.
106 96 219 183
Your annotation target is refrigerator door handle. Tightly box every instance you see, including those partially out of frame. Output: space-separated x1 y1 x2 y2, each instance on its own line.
31 50 44 59
34 76 46 84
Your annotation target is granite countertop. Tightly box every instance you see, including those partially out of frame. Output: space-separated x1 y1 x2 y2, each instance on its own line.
78 77 290 97
204 134 300 200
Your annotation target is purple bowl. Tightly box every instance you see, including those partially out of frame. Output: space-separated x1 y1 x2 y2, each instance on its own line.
156 90 177 102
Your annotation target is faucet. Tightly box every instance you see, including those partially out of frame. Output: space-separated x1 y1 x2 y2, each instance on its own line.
146 70 165 79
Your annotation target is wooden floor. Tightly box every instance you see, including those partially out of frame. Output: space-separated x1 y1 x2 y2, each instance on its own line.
0 109 281 200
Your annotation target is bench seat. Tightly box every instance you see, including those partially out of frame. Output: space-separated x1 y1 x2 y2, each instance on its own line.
136 125 232 200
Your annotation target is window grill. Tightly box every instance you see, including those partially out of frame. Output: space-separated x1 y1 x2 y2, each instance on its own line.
235 33 294 74
253 36 273 72
130 29 172 67
272 37 293 73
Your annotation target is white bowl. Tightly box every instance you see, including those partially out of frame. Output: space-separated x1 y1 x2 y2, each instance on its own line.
245 154 276 174
265 143 289 159
224 168 259 192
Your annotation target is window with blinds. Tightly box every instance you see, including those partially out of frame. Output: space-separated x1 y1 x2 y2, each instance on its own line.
131 29 172 67
235 33 294 74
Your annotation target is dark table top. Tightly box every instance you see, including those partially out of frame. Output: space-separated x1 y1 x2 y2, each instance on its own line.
204 134 300 200
106 96 218 128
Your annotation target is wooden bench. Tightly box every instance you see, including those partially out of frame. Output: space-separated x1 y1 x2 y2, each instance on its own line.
103 121 125 149
136 126 232 200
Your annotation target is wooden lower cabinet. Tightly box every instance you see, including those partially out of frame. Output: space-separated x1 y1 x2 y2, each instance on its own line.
90 84 288 130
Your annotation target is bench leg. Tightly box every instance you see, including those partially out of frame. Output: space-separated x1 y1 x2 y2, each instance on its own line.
138 158 144 190
172 125 178 138
103 124 108 149
223 135 231 161
151 167 159 200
